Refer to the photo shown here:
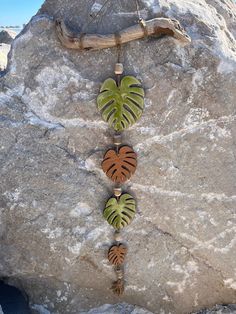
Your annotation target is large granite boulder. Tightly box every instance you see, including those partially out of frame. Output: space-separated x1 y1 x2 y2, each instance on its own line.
0 0 236 313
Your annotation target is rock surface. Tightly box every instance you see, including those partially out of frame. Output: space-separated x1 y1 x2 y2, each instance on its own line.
0 29 16 72
196 304 236 313
80 303 154 314
0 44 10 71
0 29 16 44
0 0 236 313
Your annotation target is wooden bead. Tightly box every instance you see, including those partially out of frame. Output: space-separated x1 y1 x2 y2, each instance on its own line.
113 133 122 146
114 187 122 198
114 63 124 75
114 231 122 242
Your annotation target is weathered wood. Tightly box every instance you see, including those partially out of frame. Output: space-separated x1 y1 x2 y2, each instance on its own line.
55 18 191 51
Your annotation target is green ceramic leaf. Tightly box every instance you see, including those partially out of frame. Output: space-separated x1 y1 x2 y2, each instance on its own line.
97 76 144 131
103 193 136 229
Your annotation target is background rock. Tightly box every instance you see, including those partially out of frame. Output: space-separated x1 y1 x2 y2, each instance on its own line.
0 43 10 72
0 0 236 313
0 29 16 72
0 29 16 44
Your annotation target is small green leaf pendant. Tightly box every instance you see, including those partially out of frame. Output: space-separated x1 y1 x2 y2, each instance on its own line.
103 193 136 229
97 76 144 131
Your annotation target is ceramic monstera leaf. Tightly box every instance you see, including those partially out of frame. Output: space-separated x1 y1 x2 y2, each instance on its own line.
97 76 144 131
108 244 127 266
103 193 136 229
102 145 137 183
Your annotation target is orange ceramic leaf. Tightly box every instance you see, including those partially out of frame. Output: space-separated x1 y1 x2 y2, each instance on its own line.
108 244 127 266
102 145 137 183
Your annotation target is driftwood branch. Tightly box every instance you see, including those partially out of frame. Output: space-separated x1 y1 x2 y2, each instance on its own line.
55 18 191 51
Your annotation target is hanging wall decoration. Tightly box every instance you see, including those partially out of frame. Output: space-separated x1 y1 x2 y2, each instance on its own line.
101 146 137 184
56 0 191 296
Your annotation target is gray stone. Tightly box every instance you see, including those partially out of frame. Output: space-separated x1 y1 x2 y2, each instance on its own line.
0 0 236 313
80 303 154 314
0 29 16 44
195 304 236 313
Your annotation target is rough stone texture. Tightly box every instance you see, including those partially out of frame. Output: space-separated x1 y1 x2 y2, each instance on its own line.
80 303 154 314
0 0 236 313
82 303 236 314
0 29 16 44
196 304 236 313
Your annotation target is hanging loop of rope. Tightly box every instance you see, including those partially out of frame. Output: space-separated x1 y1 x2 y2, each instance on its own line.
115 32 122 63
135 0 141 21
135 0 148 37
81 0 110 33
114 32 122 85
115 0 144 76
